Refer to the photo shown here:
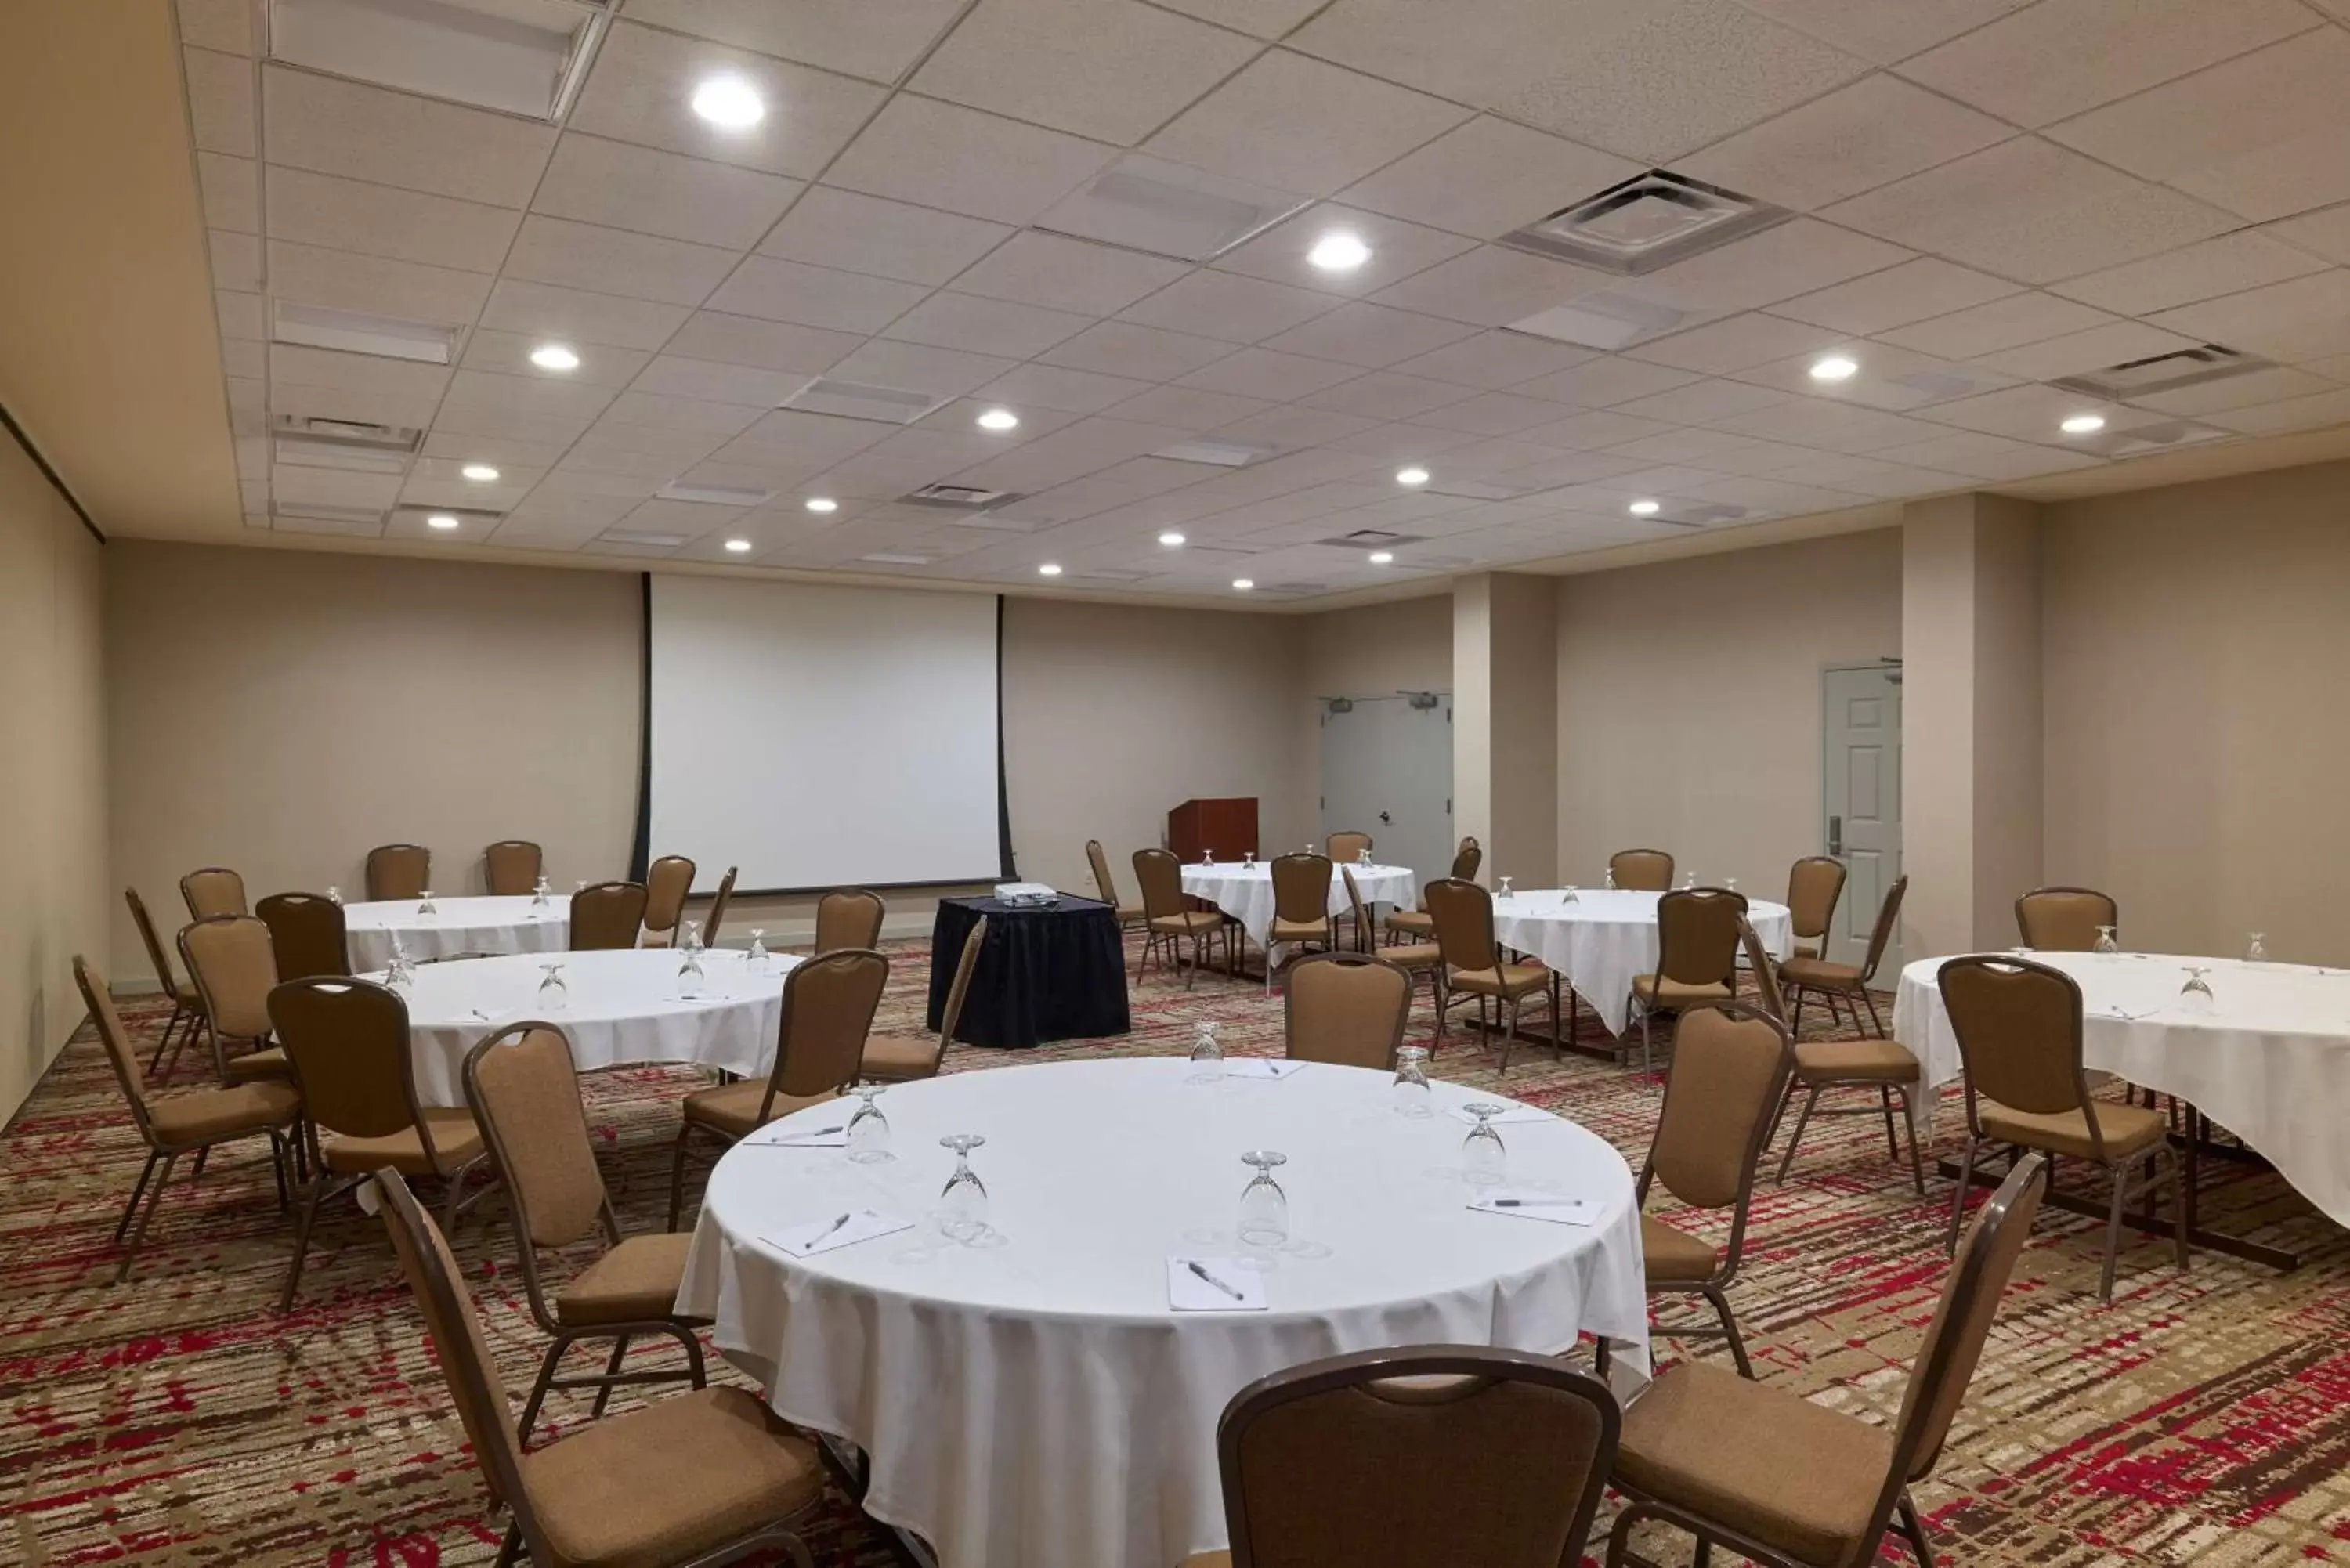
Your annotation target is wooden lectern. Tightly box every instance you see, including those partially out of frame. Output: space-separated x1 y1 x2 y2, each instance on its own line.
1168 797 1257 864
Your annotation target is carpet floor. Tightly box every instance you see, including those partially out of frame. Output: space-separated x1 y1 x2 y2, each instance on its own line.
4 938 2347 1566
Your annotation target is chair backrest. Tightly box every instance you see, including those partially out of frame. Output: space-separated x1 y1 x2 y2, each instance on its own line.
181 865 247 920
2015 886 2117 952
763 948 891 1112
1216 1346 1620 1568
814 887 884 954
643 854 696 935
73 956 157 1146
1654 887 1746 986
1325 830 1372 863
1609 848 1673 892
1938 956 2105 1152
1857 873 1909 982
569 881 648 950
1086 839 1123 907
367 843 432 901
1785 855 1847 943
181 913 277 1040
1449 836 1482 882
1339 865 1376 949
1131 847 1187 920
464 1024 608 1255
702 865 739 948
483 840 542 895
1423 876 1499 972
935 915 988 1052
1270 854 1332 924
269 975 425 1143
256 891 351 981
1284 953 1412 1071
125 887 183 1003
1646 1002 1791 1220
1736 916 1784 1025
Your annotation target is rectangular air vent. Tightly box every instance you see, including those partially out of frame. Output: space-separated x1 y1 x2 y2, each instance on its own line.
901 483 1023 510
268 0 613 121
1257 581 1328 596
1423 479 1525 501
596 528 693 548
273 301 459 364
781 378 950 425
1509 291 1690 350
271 501 388 536
273 435 410 474
1152 439 1273 468
1317 529 1424 547
2078 418 2232 457
2052 345 2266 400
1035 154 1310 262
394 504 501 528
1499 172 1791 276
269 412 426 452
1071 568 1152 583
656 482 773 507
859 552 934 566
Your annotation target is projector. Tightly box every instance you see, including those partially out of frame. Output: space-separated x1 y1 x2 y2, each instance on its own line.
994 882 1060 908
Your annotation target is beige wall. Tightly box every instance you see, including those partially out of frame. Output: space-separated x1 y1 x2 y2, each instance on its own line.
0 428 108 1119
1556 528 1904 895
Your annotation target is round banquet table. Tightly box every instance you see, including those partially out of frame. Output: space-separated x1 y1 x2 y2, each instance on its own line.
343 894 569 971
378 947 800 1108
1892 950 2350 1227
675 1057 1648 1568
1179 860 1418 950
1491 889 1794 1035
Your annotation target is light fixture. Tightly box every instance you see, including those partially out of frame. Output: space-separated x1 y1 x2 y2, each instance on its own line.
460 463 500 482
2060 412 2106 435
724 538 753 553
804 497 839 513
1038 562 1063 576
691 76 765 129
425 513 460 531
1232 577 1255 591
1629 499 1661 516
1158 531 1185 547
1395 465 1430 486
977 407 1021 432
529 343 580 372
1809 354 1859 382
1368 551 1394 565
1307 231 1372 273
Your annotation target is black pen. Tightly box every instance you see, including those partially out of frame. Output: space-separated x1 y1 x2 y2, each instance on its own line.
815 1212 853 1242
1490 1198 1578 1208
1186 1259 1245 1299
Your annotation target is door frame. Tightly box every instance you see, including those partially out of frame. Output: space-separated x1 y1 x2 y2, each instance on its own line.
1819 659 1903 970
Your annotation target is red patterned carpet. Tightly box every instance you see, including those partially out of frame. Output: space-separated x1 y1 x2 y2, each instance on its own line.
5 939 2348 1566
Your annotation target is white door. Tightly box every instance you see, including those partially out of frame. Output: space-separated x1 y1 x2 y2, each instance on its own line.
1318 695 1454 887
1822 664 1902 970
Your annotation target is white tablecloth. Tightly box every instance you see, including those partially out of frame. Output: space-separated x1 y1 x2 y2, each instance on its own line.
344 894 570 971
378 947 800 1107
678 1057 1647 1568
1180 862 1418 949
1892 951 2350 1226
1491 889 1794 1035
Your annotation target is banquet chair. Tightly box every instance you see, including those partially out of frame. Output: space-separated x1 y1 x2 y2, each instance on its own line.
1086 838 1146 932
1133 847 1227 990
371 1170 826 1568
465 1023 710 1445
1738 916 1787 1027
700 865 739 948
859 916 985 1084
641 854 696 947
1284 952 1412 1071
484 839 543 896
74 957 298 1284
256 891 351 981
1176 1346 1620 1568
1781 875 1907 1039
1785 855 1848 961
1627 888 1746 1075
1425 877 1556 1073
1383 836 1478 945
127 887 208 1080
1939 956 2182 1300
1324 829 1373 863
269 975 490 1310
1344 866 1438 1012
181 865 247 920
569 881 648 951
1609 848 1675 892
1604 1156 2048 1568
2015 886 2118 952
179 914 291 1085
669 948 890 1229
1267 853 1337 984
366 843 432 901
813 887 884 954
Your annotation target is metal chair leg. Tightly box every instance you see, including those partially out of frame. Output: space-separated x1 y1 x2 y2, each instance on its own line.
115 1152 162 1245
2099 1160 2131 1302
666 1129 695 1231
1860 988 1889 1039
1945 1137 1979 1253
1897 1086 1925 1195
116 1151 179 1282
1773 1083 1819 1183
1896 1494 1937 1566
589 1333 632 1419
1879 1082 1902 1162
1702 1283 1754 1378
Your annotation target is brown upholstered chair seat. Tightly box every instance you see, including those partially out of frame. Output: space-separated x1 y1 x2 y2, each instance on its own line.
221 1046 292 1082
1616 1360 1896 1566
519 1385 822 1568
1114 902 1144 925
858 1032 938 1080
1631 974 1734 1006
1152 910 1224 935
1778 956 1862 988
1979 1097 2165 1160
1640 1213 1722 1283
1270 916 1332 943
1383 908 1434 938
1383 940 1441 970
147 1081 302 1144
682 1081 837 1140
554 1232 699 1328
1177 1555 1229 1568
1792 1037 1920 1084
322 1107 485 1176
1447 962 1548 998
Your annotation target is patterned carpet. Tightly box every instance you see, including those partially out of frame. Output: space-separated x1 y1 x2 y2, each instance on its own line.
5 938 2348 1567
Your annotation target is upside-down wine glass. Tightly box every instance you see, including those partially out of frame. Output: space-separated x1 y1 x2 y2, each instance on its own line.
1603 865 1617 891
418 888 437 916
2247 931 2268 963
326 885 342 907
1462 1104 1507 1187
1236 1150 1289 1263
2178 966 2214 1014
846 1086 892 1164
1188 1020 1224 1084
2093 925 2120 955
1202 847 1215 868
747 928 768 966
1498 875 1513 901
938 1135 989 1242
537 962 569 1012
1391 1046 1433 1118
677 920 706 998
530 874 551 912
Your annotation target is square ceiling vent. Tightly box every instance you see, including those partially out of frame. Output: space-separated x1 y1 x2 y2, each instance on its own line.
1500 171 1791 276
1035 154 1310 262
781 378 949 425
268 0 613 121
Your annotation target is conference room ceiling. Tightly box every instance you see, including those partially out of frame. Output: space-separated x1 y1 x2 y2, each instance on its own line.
173 0 2350 600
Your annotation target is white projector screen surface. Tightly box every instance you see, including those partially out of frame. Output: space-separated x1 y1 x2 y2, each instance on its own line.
646 575 1003 889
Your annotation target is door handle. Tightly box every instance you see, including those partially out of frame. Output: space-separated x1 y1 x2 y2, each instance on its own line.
1828 815 1842 856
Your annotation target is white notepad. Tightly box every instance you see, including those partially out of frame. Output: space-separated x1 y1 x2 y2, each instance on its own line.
751 1122 850 1148
1444 1102 1551 1125
767 1209 914 1258
1220 1059 1307 1080
1167 1257 1267 1311
1466 1190 1601 1227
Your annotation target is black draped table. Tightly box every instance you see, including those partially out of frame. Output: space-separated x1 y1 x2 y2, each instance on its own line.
927 894 1132 1050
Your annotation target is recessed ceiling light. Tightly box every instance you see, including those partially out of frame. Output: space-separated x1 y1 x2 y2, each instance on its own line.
425 514 460 531
1629 499 1661 516
2060 412 2107 435
529 343 580 372
723 538 753 553
1395 465 1430 486
1232 577 1255 591
1809 355 1860 383
1038 562 1063 576
977 407 1021 432
691 76 765 129
1368 551 1394 565
1307 231 1372 272
804 497 839 513
460 463 500 482
1158 531 1185 547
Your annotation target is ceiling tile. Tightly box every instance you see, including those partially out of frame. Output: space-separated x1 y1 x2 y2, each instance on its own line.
911 0 1262 144
1876 290 2117 358
1256 302 1480 368
703 255 931 333
1211 405 1383 449
478 280 696 351
618 0 970 81
1513 409 1685 450
1675 75 2011 212
262 65 553 208
1867 428 2099 479
504 215 739 307
208 229 262 292
1389 330 1598 388
978 363 1157 415
1144 0 1329 38
1209 204 1479 298
1724 0 2032 67
183 47 255 157
1781 454 1964 497
1709 399 1945 452
2045 31 2350 224
1824 138 2235 284
266 240 493 324
461 330 656 388
2132 365 2348 417
661 312 862 374
1368 245 1611 327
1040 320 1241 380
265 166 519 273
1898 0 2319 128
1297 371 1481 421
569 22 884 179
2146 271 2350 362
1337 115 1641 240
602 392 766 438
1144 50 1473 197
757 187 1013 286
197 152 259 233
1413 391 1594 436
1101 385 1278 432
1118 269 1340 343
1609 378 1792 425
883 292 1096 357
1626 311 1850 374
2265 204 2350 266
2204 386 2350 435
822 339 1021 399
1622 218 1911 312
1515 356 1704 408
533 135 802 250
1728 341 2020 410
1176 347 1364 399
1969 320 2205 381
825 96 1119 222
949 232 1191 316
1768 257 2022 336
1906 382 2157 442
629 356 811 406
441 369 620 424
